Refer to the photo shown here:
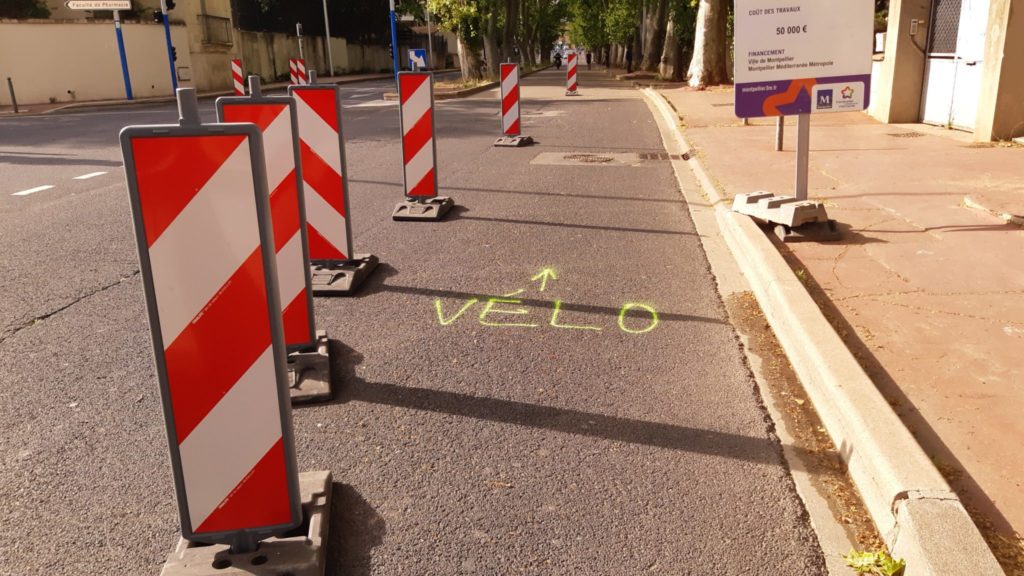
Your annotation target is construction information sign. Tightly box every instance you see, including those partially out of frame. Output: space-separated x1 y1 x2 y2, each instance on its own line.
733 0 873 117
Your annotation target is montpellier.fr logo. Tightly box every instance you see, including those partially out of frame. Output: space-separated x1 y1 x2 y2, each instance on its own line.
841 85 855 99
817 89 833 110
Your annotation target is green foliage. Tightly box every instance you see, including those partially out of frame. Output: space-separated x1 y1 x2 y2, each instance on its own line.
603 0 640 44
0 0 50 18
843 549 907 576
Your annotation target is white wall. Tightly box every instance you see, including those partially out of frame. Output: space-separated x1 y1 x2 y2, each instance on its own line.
0 19 192 105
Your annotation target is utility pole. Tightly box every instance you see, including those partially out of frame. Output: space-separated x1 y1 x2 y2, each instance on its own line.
322 0 334 75
114 10 133 99
297 22 304 60
426 5 434 70
389 0 400 84
159 0 177 91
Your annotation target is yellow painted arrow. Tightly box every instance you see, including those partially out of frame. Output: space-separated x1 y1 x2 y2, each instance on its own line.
530 268 558 292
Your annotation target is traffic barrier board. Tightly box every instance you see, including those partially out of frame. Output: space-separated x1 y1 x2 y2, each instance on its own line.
230 59 244 96
289 58 307 85
392 71 454 221
289 81 380 295
217 77 332 403
494 63 533 148
119 88 301 549
566 50 579 96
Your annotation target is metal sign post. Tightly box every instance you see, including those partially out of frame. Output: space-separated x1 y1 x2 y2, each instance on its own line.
119 87 301 550
389 0 400 84
217 77 333 403
65 1 133 99
730 0 873 240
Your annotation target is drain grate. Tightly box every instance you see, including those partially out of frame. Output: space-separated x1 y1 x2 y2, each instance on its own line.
563 153 614 163
887 132 925 138
637 152 689 161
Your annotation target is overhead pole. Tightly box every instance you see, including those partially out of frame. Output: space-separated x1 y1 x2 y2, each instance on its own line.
426 5 434 69
389 0 400 85
321 0 334 75
159 0 177 92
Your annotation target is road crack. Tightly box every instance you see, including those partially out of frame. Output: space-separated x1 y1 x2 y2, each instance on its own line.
0 270 140 346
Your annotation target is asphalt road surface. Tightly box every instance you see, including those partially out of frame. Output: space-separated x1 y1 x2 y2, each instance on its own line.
0 69 827 575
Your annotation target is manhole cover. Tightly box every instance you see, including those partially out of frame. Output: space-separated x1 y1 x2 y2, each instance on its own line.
887 132 924 138
563 153 614 163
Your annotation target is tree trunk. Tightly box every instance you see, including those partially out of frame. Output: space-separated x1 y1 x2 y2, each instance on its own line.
687 0 729 87
457 35 484 81
640 0 668 72
503 0 519 62
659 15 684 81
483 8 500 78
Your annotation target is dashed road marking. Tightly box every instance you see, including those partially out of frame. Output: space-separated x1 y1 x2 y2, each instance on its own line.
73 171 107 180
12 185 54 196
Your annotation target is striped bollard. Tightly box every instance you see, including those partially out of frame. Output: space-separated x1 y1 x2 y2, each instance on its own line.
494 62 533 148
119 87 307 552
230 58 244 96
565 50 579 96
216 77 332 403
289 73 380 295
392 71 454 221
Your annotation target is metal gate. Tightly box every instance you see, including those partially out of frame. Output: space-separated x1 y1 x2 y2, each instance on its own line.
920 0 990 131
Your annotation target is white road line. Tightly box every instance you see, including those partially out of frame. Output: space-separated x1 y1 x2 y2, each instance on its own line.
73 171 107 180
12 185 54 197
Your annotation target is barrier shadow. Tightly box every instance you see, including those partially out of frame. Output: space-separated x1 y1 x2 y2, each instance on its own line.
333 377 811 470
351 178 684 205
326 483 386 576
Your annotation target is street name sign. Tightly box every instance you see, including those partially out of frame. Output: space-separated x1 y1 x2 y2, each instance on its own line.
734 0 873 117
65 0 132 9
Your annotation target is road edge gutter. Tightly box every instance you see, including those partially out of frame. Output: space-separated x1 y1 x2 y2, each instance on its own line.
641 87 1005 576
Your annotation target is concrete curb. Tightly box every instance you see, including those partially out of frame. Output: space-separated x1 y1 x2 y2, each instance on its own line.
6 73 397 116
382 65 553 101
642 87 1005 576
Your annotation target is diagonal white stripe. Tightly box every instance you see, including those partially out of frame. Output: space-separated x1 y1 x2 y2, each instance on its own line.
231 61 242 75
501 68 518 98
404 137 434 190
233 79 245 94
149 142 259 347
568 72 577 87
262 107 296 191
276 231 306 309
304 180 350 257
295 94 342 175
401 81 431 135
502 107 519 132
179 346 282 530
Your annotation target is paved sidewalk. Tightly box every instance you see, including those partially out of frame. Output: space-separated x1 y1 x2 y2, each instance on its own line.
656 83 1024 570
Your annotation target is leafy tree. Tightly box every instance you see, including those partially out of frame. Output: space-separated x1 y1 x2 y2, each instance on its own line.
0 0 50 18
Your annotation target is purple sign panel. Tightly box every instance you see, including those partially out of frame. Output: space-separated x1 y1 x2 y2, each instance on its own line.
735 74 872 118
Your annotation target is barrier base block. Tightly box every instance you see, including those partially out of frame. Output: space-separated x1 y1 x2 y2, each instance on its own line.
392 196 455 221
494 135 534 147
310 254 380 296
565 90 579 96
288 331 332 404
160 470 332 576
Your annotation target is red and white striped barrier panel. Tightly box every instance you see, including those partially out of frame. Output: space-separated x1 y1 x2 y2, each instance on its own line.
119 91 301 546
230 59 244 96
494 63 534 147
288 58 307 85
565 50 579 96
392 72 454 221
289 82 380 294
217 88 316 351
500 63 521 136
